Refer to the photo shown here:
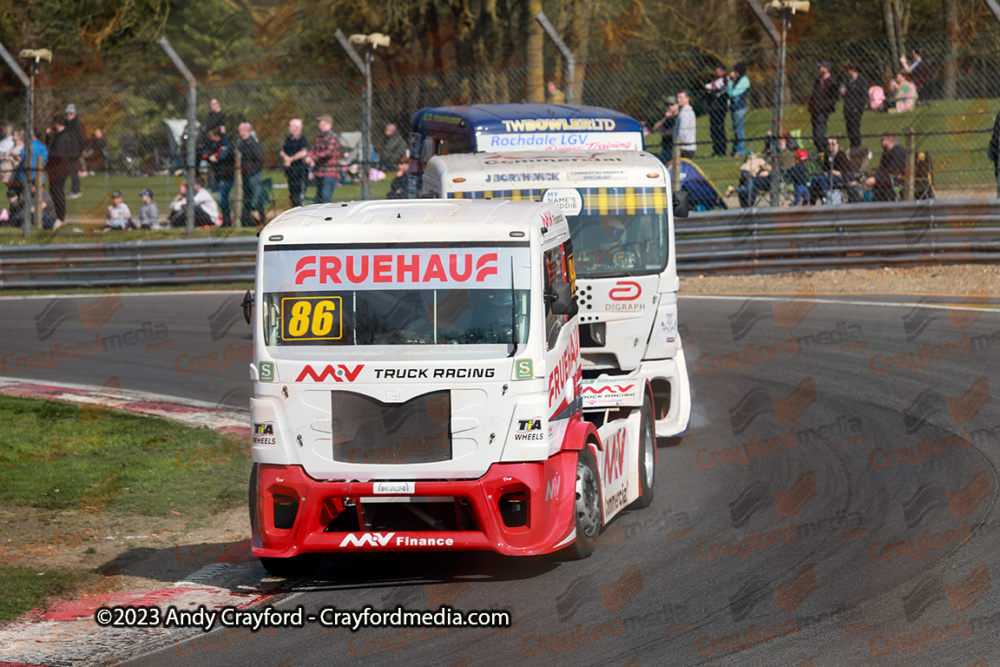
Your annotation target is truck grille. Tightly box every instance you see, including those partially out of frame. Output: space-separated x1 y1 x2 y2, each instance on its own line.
331 391 452 464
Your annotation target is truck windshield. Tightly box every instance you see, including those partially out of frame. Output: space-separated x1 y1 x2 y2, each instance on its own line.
567 211 668 278
262 288 529 347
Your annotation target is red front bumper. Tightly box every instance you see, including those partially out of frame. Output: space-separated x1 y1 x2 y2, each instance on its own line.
251 453 581 558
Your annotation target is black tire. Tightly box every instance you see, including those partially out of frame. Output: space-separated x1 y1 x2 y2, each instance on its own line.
557 445 603 560
260 554 320 578
633 396 656 509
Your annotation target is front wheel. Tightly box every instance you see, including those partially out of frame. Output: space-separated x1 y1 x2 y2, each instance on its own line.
557 445 603 560
633 396 656 509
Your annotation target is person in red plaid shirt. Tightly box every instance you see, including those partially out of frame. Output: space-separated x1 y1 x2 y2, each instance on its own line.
305 115 343 203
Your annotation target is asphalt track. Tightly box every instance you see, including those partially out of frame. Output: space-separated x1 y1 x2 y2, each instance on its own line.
1 290 998 666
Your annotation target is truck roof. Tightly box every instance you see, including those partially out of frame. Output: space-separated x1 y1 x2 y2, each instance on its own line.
424 150 669 200
261 199 568 245
411 104 642 135
429 149 665 173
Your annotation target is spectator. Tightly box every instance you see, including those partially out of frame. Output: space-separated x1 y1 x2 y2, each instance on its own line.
727 152 770 207
204 126 235 225
104 190 132 230
865 132 907 201
842 63 868 149
546 80 566 104
82 128 106 175
280 118 310 208
46 115 74 226
810 136 851 204
0 125 14 155
704 64 729 157
2 130 24 185
206 98 226 134
809 62 839 156
7 183 57 229
306 115 344 204
675 90 696 159
651 96 679 165
64 104 84 198
788 149 811 206
378 123 408 173
763 131 798 163
900 48 929 99
135 188 159 229
386 155 409 199
19 130 48 187
888 72 918 113
237 122 265 226
726 62 750 157
989 106 1000 198
168 180 219 227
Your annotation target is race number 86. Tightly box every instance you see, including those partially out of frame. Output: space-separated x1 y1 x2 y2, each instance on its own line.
280 296 343 341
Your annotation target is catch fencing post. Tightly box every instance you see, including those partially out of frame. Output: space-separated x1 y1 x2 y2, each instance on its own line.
335 30 368 200
233 150 243 226
337 31 390 201
672 144 682 193
158 38 197 234
905 128 915 201
742 0 781 206
535 12 576 104
0 41 33 237
33 156 43 229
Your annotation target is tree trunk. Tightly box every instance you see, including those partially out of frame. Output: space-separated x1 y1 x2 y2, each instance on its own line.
883 0 899 69
525 0 545 102
942 0 958 99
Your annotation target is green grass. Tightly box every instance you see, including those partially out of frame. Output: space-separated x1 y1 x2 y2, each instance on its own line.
0 567 88 624
0 395 251 518
644 98 998 192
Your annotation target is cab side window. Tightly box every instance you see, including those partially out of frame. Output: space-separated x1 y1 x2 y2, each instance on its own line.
544 242 575 351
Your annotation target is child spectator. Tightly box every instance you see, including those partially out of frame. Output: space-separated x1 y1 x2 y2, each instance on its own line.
386 156 409 199
789 149 811 205
105 190 132 230
135 189 159 229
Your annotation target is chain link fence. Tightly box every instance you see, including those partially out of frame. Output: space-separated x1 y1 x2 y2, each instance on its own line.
1 11 999 228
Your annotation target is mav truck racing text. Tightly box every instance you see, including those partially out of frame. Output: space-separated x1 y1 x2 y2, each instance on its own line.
248 199 689 575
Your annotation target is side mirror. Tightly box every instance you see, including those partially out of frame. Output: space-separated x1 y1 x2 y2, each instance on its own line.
673 189 690 218
549 281 576 316
242 290 253 324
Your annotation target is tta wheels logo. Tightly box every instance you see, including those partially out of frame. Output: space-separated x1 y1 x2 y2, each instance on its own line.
609 280 641 301
295 364 364 382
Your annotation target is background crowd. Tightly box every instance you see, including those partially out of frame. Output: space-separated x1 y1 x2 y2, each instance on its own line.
646 52 958 208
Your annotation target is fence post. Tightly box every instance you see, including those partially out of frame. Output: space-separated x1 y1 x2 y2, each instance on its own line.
33 156 44 230
233 150 243 227
158 38 197 234
335 30 371 200
672 143 681 193
0 41 33 237
905 128 915 201
536 11 576 104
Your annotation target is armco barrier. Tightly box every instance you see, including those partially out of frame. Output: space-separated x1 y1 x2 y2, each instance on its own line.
0 200 998 288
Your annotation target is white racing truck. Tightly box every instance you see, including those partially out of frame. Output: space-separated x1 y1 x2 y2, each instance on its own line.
421 150 692 440
247 199 680 575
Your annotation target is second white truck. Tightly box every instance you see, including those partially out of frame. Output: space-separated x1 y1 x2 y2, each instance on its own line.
421 150 692 440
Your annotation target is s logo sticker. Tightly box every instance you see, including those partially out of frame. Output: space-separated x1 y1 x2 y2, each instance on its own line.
516 359 534 379
259 361 275 382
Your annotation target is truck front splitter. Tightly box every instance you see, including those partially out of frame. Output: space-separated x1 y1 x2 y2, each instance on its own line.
252 452 582 558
